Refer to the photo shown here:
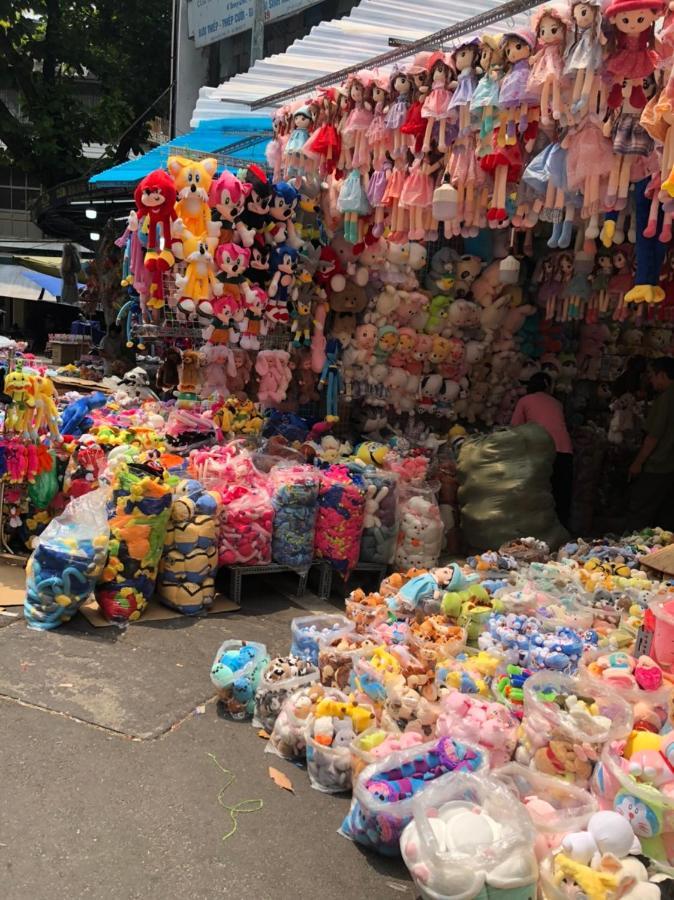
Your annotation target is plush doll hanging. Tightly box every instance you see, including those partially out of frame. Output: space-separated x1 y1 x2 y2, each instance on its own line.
209 170 254 247
604 72 657 208
498 30 537 142
470 35 505 144
564 0 606 115
448 39 480 138
239 165 273 238
401 53 432 154
421 52 454 152
367 75 393 168
131 170 177 307
342 71 373 170
528 5 570 125
385 68 413 159
304 88 341 175
624 176 668 302
604 0 664 111
267 244 299 324
268 180 302 248
168 156 219 245
284 105 314 176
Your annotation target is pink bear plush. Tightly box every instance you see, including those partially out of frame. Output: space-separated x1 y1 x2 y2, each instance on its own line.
256 349 292 406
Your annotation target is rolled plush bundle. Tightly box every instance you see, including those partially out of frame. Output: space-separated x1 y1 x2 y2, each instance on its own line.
157 479 219 615
95 462 172 622
314 465 365 578
216 483 273 566
457 423 568 551
270 465 319 569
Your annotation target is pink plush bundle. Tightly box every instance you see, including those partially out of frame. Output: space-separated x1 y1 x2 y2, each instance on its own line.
314 466 365 579
217 483 274 566
189 441 259 489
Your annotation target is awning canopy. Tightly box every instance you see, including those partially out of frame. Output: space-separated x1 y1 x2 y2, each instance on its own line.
0 265 83 304
88 117 272 189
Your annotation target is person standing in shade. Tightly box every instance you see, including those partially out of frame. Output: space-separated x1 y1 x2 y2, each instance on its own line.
511 372 573 528
627 357 674 531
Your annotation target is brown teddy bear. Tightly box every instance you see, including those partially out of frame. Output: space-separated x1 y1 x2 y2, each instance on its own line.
533 740 593 782
178 349 202 394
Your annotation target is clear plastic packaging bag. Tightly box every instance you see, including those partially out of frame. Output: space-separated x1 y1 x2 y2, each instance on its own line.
497 762 597 840
436 692 518 768
210 639 270 720
522 671 633 786
253 655 319 734
306 695 377 793
340 736 487 856
157 478 219 615
318 632 376 689
399 772 538 900
395 484 443 571
314 466 365 578
350 730 425 782
359 468 399 565
25 487 110 630
290 614 354 665
345 589 388 631
269 465 319 569
266 684 346 761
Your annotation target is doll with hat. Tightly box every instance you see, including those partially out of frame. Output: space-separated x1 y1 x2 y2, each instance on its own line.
527 5 571 125
604 0 665 111
284 105 314 177
421 51 455 152
401 52 432 154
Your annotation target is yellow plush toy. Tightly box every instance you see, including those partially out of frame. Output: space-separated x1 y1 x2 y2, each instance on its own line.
167 155 219 250
174 234 222 319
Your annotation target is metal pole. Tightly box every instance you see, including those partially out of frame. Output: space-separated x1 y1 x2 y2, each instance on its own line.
250 0 265 64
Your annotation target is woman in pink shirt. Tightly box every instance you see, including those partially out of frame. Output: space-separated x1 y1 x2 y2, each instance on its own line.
511 372 573 527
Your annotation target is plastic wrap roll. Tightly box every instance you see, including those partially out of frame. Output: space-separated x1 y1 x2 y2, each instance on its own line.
457 423 569 551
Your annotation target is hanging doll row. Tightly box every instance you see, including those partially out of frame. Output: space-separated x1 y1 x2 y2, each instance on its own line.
266 0 674 304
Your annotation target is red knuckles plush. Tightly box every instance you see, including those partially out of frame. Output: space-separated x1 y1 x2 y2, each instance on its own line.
133 170 177 252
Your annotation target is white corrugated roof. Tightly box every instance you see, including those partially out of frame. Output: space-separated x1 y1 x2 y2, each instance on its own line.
191 0 530 126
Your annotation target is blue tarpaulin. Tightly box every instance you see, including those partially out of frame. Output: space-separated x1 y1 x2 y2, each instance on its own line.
89 117 272 188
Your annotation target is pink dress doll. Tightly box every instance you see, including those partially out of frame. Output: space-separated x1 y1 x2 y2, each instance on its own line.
604 0 664 111
399 151 442 241
385 68 412 159
498 30 538 144
421 52 454 152
527 6 570 125
343 72 374 171
565 112 614 236
382 159 407 241
367 75 392 167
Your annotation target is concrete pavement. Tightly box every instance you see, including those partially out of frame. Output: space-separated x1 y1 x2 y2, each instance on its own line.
0 576 413 900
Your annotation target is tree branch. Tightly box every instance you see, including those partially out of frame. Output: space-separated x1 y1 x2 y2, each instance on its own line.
0 25 40 108
0 93 33 163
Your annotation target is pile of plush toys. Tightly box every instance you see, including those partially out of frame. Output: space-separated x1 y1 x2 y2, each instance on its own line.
206 533 674 896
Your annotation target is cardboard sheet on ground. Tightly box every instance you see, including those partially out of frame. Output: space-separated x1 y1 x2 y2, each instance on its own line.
79 593 240 627
639 545 674 577
0 562 29 606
